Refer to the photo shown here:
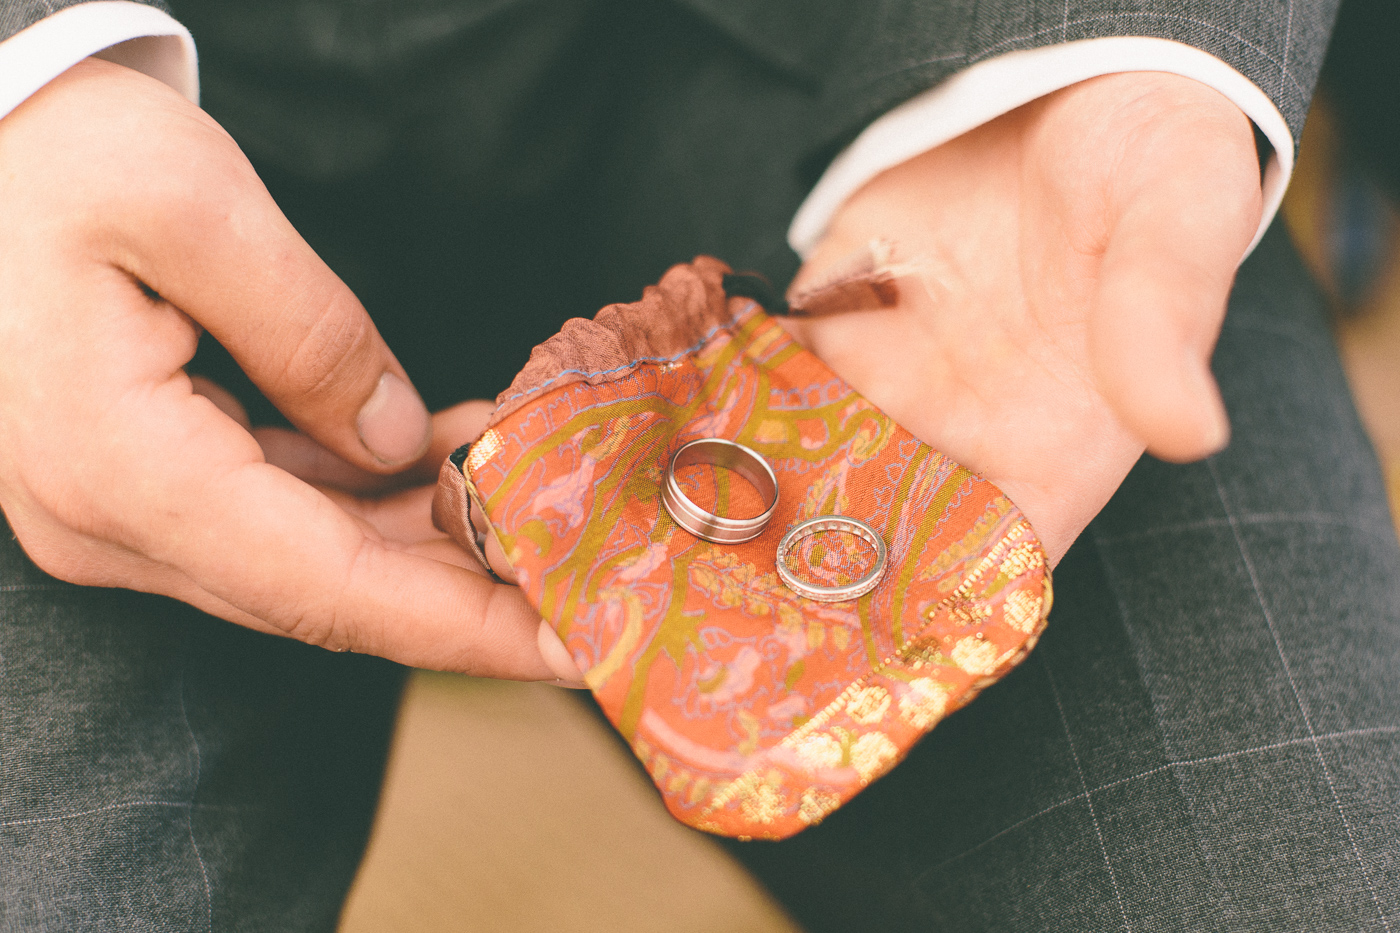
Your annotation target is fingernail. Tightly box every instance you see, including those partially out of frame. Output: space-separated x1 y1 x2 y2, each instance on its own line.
357 372 431 466
537 620 587 687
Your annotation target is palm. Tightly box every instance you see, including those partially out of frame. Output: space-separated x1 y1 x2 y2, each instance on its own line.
782 73 1262 562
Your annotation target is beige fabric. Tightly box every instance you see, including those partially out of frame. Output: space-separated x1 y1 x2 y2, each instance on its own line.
339 673 803 933
430 457 476 557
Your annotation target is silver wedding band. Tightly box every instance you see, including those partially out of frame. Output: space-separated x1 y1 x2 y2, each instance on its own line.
661 438 778 544
776 515 888 602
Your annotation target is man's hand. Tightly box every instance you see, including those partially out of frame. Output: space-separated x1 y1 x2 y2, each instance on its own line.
0 58 570 678
786 72 1263 563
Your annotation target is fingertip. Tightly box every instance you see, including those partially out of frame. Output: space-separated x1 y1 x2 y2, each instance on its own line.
1130 361 1231 463
1089 257 1233 464
537 620 588 687
1146 400 1231 463
357 371 432 468
485 532 518 584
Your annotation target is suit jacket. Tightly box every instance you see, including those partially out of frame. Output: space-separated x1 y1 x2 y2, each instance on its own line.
0 0 1339 153
0 0 1343 403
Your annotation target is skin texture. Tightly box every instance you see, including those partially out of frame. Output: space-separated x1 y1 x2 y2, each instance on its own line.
0 61 1259 675
785 72 1261 563
0 59 563 679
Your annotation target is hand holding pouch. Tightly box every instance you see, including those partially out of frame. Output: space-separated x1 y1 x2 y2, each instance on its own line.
433 257 1051 840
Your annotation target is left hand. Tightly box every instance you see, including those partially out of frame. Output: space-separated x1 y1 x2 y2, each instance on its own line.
195 385 583 683
784 72 1264 563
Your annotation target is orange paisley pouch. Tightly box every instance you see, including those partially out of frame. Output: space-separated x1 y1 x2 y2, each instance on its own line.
432 257 1051 840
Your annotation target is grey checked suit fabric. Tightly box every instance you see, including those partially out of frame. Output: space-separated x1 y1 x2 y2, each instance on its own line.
4 1 1398 932
0 0 1335 142
0 0 164 41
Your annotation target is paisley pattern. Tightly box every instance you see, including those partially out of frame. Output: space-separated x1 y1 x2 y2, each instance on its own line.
450 261 1051 840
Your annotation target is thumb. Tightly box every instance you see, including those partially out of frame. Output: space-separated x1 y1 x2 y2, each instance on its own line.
1089 143 1260 463
1090 224 1231 462
103 76 430 470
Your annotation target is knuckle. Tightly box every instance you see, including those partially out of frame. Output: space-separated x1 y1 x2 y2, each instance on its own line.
272 288 377 409
275 597 348 651
275 538 374 654
111 121 249 224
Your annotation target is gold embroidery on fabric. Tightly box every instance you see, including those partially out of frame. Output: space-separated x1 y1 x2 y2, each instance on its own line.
999 541 1044 580
898 678 950 729
849 732 899 783
794 732 844 770
702 522 1044 820
1002 589 1041 633
902 639 944 670
916 499 1015 582
466 429 505 473
944 601 993 627
798 788 841 825
951 635 1000 676
738 781 785 825
845 686 892 725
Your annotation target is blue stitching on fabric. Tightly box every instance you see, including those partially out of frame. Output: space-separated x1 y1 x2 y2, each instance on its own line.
493 313 747 409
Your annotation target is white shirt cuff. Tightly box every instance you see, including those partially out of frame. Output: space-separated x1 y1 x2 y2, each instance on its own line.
790 36 1293 261
0 0 197 120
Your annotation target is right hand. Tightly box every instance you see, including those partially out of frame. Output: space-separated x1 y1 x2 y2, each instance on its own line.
0 58 569 679
784 73 1262 566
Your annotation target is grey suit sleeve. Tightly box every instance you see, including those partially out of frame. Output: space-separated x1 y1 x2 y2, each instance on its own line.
0 0 171 44
682 0 1338 159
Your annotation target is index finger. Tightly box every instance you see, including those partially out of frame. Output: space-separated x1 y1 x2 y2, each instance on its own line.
63 61 430 472
110 390 552 676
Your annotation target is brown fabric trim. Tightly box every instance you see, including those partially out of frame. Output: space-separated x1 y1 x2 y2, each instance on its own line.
490 256 739 425
785 238 907 317
431 456 476 552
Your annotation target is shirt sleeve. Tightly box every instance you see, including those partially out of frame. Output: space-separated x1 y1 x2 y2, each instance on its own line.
789 36 1293 261
0 0 197 119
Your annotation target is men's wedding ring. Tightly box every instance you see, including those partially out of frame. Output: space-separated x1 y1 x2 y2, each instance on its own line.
661 438 778 544
776 515 888 602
